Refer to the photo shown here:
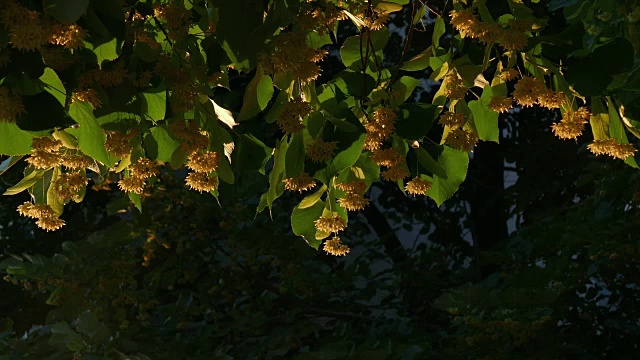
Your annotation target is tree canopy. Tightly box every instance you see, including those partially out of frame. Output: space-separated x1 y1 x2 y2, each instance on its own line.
1 0 640 358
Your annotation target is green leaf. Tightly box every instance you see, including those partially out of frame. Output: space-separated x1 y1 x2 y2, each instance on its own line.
3 168 47 196
234 134 272 174
390 76 421 107
146 126 180 162
400 48 432 71
314 128 366 185
607 98 639 168
432 17 446 48
215 0 266 71
140 81 166 122
31 168 54 205
69 101 113 166
259 138 289 214
238 71 274 121
47 167 64 216
49 322 84 352
40 68 66 107
469 87 499 142
44 0 89 22
340 28 390 70
415 147 447 178
0 122 34 155
589 97 610 140
291 200 325 249
285 133 305 178
299 185 328 209
425 146 469 206
86 37 120 66
128 192 142 213
395 103 439 140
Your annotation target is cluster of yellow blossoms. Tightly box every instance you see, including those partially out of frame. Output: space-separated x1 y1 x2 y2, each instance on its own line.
588 138 638 160
277 98 313 135
185 151 220 193
260 31 328 84
0 87 25 122
0 0 87 51
305 138 337 163
405 177 433 196
118 158 159 195
364 107 397 151
512 77 565 109
551 107 590 140
336 180 369 211
105 130 138 158
26 137 64 169
17 203 65 231
450 9 533 51
315 213 350 256
439 109 478 153
283 172 316 192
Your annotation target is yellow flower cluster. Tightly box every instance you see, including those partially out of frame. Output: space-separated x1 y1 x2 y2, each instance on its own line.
0 87 25 122
305 138 337 163
445 127 479 152
323 236 350 256
439 111 466 128
277 98 312 135
62 153 91 169
381 164 410 181
513 77 565 109
153 3 191 41
499 69 520 81
587 138 637 160
50 23 86 50
74 89 102 110
315 214 347 233
488 96 514 113
371 148 403 167
443 71 467 100
283 172 316 192
51 172 88 201
405 177 432 196
364 107 397 151
26 137 63 169
1 1 49 51
170 120 209 155
337 180 369 211
185 151 219 193
17 202 65 231
297 4 346 34
260 31 328 83
118 157 158 194
551 107 590 140
105 130 137 158
450 9 532 51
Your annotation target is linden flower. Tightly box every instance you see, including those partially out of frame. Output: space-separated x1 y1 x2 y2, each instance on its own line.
588 138 638 160
338 192 369 211
450 9 478 35
185 172 217 193
305 138 337 163
0 87 26 122
314 214 347 233
381 164 410 181
26 150 62 169
62 153 91 169
443 71 467 100
50 23 87 50
130 157 159 179
323 236 350 256
445 128 479 152
537 90 565 110
118 176 146 194
105 130 136 158
499 69 519 81
283 172 316 192
439 112 466 128
335 180 366 194
187 151 219 173
365 107 397 142
405 177 432 196
36 216 66 232
513 77 546 107
370 148 403 167
277 98 312 135
551 107 590 140
17 202 55 219
259 31 327 83
488 96 513 113
52 172 88 201
74 89 102 110
32 137 63 152
497 29 527 51
363 133 383 151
